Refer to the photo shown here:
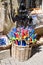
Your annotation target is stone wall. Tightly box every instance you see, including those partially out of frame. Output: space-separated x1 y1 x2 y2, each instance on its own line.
0 1 18 35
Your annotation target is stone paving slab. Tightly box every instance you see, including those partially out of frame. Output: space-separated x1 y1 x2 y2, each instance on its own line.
0 46 43 65
0 49 10 60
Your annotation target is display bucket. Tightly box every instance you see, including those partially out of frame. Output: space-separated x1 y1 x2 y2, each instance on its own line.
11 43 32 61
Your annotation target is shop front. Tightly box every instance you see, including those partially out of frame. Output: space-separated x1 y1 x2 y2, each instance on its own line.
18 0 42 10
28 0 42 9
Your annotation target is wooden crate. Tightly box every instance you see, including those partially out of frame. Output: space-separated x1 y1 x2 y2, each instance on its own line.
11 43 32 61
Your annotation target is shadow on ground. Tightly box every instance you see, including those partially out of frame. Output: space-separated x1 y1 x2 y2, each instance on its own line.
31 46 42 57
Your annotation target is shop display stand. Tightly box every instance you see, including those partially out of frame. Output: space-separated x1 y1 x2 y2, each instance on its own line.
11 42 32 61
10 0 33 61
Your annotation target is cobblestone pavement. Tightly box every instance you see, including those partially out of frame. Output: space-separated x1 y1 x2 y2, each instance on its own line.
0 45 43 65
